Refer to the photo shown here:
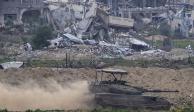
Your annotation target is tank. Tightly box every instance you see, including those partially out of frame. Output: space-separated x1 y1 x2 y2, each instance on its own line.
90 68 178 110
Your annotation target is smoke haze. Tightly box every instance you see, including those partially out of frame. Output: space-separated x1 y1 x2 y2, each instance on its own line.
0 80 94 111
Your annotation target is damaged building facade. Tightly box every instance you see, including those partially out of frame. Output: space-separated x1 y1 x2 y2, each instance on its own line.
97 0 167 18
0 0 46 27
95 0 169 30
160 0 194 38
98 0 194 38
1 0 194 38
0 0 170 29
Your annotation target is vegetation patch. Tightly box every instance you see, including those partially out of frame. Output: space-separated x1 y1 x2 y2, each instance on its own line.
151 39 194 49
32 25 54 49
23 57 194 69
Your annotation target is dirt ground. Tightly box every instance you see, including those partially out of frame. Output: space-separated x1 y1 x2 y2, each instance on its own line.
0 67 193 105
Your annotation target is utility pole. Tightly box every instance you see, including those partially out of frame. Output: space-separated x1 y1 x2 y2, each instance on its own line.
123 0 127 17
82 0 87 19
154 0 157 7
142 0 146 8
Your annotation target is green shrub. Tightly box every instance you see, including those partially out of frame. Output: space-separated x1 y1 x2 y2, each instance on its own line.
0 109 8 112
32 25 53 49
159 22 172 37
170 102 194 112
163 38 172 51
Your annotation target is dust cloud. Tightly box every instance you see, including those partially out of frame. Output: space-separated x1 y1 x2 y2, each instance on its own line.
0 80 94 111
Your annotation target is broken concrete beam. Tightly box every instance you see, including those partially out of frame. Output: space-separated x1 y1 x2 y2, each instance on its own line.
109 16 134 28
0 61 23 69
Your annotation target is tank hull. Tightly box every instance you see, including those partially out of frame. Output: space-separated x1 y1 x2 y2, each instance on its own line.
91 84 143 95
95 93 171 110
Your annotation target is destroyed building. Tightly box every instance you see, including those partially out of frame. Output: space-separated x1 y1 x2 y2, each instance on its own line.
0 0 170 29
96 0 167 17
0 0 46 27
94 0 170 31
1 0 194 38
159 0 194 38
47 0 176 42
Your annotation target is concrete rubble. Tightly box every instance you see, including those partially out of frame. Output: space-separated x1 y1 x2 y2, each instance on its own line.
0 61 23 69
1 0 194 39
1 0 194 62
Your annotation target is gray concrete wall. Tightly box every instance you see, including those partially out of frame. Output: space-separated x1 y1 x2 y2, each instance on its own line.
0 0 45 26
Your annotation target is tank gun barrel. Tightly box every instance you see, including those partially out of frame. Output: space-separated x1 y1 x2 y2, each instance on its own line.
144 89 179 93
125 84 179 93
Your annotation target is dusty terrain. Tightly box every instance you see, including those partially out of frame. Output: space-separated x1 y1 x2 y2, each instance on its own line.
0 67 193 110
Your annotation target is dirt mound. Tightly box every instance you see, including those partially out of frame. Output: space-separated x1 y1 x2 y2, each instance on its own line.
144 35 168 41
0 68 95 86
125 67 194 104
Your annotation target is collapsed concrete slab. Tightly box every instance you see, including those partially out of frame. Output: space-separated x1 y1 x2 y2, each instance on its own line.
129 38 149 51
63 33 84 44
0 61 23 69
109 16 134 28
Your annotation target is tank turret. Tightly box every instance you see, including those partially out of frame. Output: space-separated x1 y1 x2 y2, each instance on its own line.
90 68 178 110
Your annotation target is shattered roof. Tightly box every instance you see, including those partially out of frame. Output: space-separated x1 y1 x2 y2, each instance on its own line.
99 41 117 47
49 37 63 43
129 38 149 47
0 61 23 69
98 68 128 75
63 33 84 44
78 18 93 32
44 0 68 3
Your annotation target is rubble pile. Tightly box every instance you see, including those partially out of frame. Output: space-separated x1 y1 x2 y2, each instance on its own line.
1 0 194 63
0 44 23 56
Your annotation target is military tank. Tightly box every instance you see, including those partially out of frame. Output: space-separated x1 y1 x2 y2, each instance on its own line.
90 68 178 110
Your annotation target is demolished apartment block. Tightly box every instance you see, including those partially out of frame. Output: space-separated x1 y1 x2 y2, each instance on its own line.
48 0 134 38
95 0 170 31
47 0 171 47
96 0 167 17
172 1 194 38
77 2 134 40
153 0 194 38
